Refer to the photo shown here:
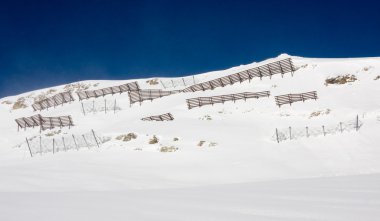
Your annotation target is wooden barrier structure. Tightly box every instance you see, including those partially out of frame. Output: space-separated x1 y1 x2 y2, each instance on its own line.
15 114 74 131
141 113 174 121
76 81 140 101
275 91 318 107
128 89 182 106
32 92 75 111
186 91 270 109
183 58 295 93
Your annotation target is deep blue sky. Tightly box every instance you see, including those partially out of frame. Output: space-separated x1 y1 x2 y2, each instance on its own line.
1 0 379 97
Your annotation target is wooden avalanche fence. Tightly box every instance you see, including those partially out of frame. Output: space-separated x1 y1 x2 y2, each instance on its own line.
141 113 174 121
15 114 74 131
32 92 75 111
128 89 181 105
275 91 318 107
77 81 140 101
183 58 295 93
186 91 270 109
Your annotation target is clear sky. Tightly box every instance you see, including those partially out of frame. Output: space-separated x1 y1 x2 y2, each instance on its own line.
1 0 379 97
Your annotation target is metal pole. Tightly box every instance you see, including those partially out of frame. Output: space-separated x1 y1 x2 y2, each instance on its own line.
62 137 67 152
81 102 86 115
39 136 42 155
104 99 107 114
356 114 359 131
25 138 33 157
275 128 279 143
322 125 326 136
114 99 116 114
82 135 90 149
72 135 79 151
289 126 292 140
91 129 100 148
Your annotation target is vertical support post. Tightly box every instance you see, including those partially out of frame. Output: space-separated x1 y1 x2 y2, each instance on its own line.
91 129 100 148
82 135 90 149
39 136 42 155
306 126 309 138
114 99 116 114
104 99 107 114
72 135 79 151
62 137 67 151
289 126 292 140
275 128 279 143
160 80 166 89
322 125 326 136
53 138 55 154
356 114 359 131
81 102 86 115
25 138 33 157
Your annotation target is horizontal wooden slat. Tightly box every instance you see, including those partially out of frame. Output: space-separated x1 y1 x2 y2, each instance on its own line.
186 91 270 109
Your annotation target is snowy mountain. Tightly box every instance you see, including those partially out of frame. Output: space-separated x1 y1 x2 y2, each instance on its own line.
1 54 380 220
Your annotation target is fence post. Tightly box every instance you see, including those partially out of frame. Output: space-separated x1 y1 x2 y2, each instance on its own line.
275 128 279 143
322 125 326 136
53 138 55 154
160 80 166 89
62 137 67 152
72 135 79 151
82 135 90 149
91 129 100 148
81 102 86 115
104 99 107 114
114 99 116 114
25 138 33 157
289 126 292 140
340 122 343 133
39 136 42 155
306 126 309 138
356 114 359 131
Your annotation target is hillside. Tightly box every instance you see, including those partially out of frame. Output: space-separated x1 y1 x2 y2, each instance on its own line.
0 54 380 220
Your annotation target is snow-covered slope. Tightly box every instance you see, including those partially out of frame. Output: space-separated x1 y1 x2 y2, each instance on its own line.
0 54 380 220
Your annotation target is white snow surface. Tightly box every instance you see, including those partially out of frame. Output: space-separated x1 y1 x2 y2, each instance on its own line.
1 54 380 220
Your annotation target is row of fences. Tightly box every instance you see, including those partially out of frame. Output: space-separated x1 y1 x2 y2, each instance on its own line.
32 91 75 111
15 114 74 131
76 81 140 101
186 91 270 109
141 113 174 121
24 130 105 157
183 58 295 93
160 76 198 89
275 91 318 107
29 58 296 110
128 89 182 106
81 98 121 115
273 115 361 143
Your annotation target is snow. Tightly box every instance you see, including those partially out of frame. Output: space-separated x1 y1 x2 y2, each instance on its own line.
0 54 380 220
